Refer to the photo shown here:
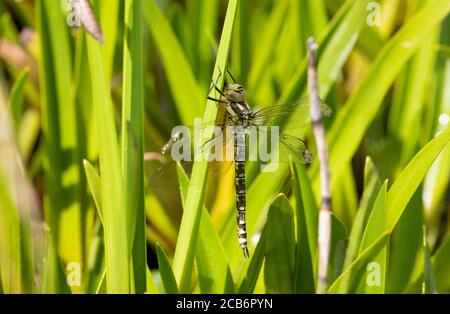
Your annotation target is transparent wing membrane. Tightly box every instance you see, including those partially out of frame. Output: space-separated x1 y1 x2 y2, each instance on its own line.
151 96 331 187
251 96 331 127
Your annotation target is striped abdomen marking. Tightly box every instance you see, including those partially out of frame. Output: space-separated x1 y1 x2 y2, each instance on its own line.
234 131 249 258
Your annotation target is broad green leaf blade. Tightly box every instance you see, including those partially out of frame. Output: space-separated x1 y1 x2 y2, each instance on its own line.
332 164 358 228
0 113 35 293
359 181 388 252
237 228 267 294
343 157 381 269
429 237 450 293
156 244 179 294
176 164 235 294
195 0 219 87
83 159 103 223
386 126 450 232
356 181 388 293
37 0 82 268
42 228 70 294
172 0 238 293
316 0 370 98
99 0 120 81
145 266 159 294
329 214 348 284
86 32 129 293
386 190 423 293
122 0 146 294
84 221 106 294
388 30 437 166
142 0 203 124
8 67 29 131
247 0 287 94
231 0 250 83
264 194 295 294
291 163 317 293
328 232 390 294
422 226 438 294
422 16 450 246
407 236 450 293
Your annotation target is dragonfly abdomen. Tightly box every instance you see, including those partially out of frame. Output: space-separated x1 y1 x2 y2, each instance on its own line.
234 130 249 258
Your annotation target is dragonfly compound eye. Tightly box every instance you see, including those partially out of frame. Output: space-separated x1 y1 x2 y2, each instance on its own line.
225 84 247 102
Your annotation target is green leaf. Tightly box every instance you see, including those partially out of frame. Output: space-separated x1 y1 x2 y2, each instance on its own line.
343 157 381 269
386 126 450 233
37 0 83 267
142 0 203 124
291 163 317 293
328 232 390 293
407 236 450 293
194 0 219 86
386 190 423 293
329 214 348 283
99 0 120 81
356 181 388 293
264 194 295 294
0 114 35 293
122 0 146 294
42 228 70 294
247 0 287 94
422 226 438 294
86 27 129 293
8 67 29 131
83 159 103 223
231 0 250 83
237 227 267 294
171 0 238 293
156 244 179 294
359 181 388 252
176 164 235 294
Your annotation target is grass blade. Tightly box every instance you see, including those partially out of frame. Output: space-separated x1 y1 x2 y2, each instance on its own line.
37 0 83 268
86 31 129 293
0 112 35 293
142 0 203 124
83 160 103 223
176 164 235 294
122 0 146 293
156 244 179 294
264 194 295 294
386 126 450 232
291 163 317 293
422 226 438 294
237 227 267 294
343 157 381 269
8 67 29 131
328 232 390 293
171 0 238 293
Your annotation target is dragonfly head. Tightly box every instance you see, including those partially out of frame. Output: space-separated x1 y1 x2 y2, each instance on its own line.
224 84 247 102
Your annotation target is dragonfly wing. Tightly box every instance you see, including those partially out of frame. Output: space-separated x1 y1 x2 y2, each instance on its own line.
251 96 331 128
260 133 313 164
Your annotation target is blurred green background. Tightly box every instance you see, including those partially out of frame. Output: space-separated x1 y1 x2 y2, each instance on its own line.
0 0 449 294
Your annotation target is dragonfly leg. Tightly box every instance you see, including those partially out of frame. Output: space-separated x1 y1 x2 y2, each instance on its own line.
207 69 224 96
211 81 225 97
226 68 236 84
207 96 227 103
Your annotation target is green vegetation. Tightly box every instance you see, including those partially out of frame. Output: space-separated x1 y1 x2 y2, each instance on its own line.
0 0 449 294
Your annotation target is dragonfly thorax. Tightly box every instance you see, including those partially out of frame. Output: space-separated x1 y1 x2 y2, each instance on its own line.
227 101 254 126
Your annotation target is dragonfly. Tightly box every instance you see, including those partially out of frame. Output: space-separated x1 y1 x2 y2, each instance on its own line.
159 73 331 258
